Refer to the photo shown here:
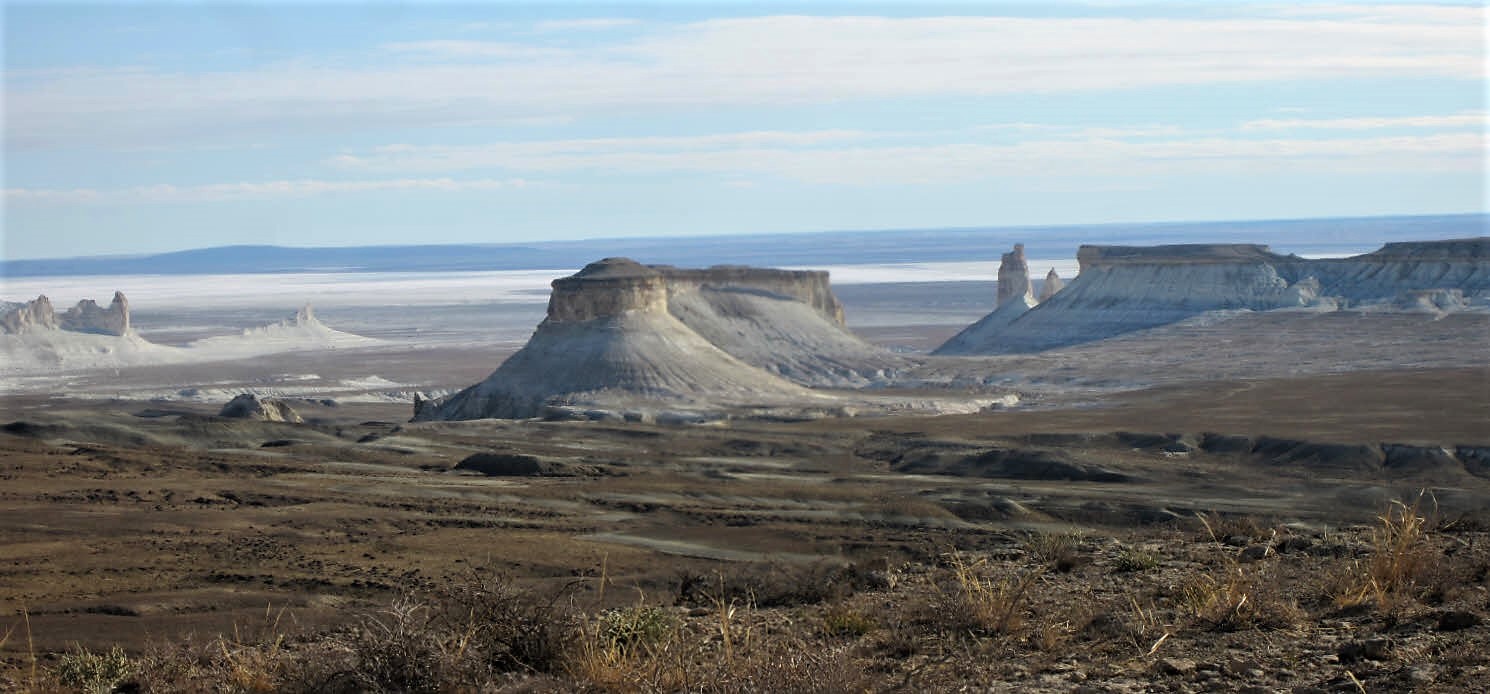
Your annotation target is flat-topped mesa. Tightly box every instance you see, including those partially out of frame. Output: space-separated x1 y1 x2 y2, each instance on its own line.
0 295 59 335
414 257 901 421
996 244 1034 306
1076 243 1290 272
546 258 846 325
60 291 130 336
938 236 1490 355
1358 237 1490 262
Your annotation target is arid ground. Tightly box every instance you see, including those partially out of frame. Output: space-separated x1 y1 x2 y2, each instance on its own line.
2 288 1488 691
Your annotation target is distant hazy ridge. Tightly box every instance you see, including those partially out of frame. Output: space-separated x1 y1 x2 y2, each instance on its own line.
4 214 1482 278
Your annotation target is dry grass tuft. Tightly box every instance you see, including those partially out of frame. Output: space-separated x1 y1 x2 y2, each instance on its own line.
1334 493 1438 611
820 604 877 639
1021 530 1085 572
932 551 1044 636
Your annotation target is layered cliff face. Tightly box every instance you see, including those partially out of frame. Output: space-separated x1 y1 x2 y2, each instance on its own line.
415 258 885 421
546 258 671 321
938 238 1490 355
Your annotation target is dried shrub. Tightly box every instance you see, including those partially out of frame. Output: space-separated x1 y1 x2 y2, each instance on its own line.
1179 564 1303 631
1112 546 1161 573
920 552 1044 637
54 646 133 694
1334 494 1439 611
1021 530 1084 572
678 561 881 609
820 604 877 639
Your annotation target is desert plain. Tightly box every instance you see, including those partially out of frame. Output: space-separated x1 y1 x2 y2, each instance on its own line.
3 255 1490 692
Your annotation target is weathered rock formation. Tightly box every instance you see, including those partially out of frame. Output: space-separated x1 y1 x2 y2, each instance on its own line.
996 243 1033 307
0 296 58 334
414 258 877 421
2 292 131 336
219 393 304 423
1039 269 1064 302
937 237 1490 355
935 244 1043 355
60 291 130 336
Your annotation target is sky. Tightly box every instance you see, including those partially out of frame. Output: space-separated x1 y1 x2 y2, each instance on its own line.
3 1 1486 260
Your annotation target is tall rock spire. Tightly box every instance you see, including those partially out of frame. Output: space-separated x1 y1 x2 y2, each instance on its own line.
996 244 1033 307
1039 268 1064 302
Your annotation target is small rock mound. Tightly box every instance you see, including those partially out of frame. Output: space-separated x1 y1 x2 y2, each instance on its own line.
453 452 598 477
454 452 548 476
219 394 304 423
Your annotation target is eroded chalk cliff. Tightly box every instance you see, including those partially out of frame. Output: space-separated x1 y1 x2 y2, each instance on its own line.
0 296 59 335
938 237 1490 355
2 292 130 336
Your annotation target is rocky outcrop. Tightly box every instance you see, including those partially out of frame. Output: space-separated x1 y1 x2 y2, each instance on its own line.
218 393 304 423
1039 269 1064 302
0 295 58 334
935 244 1046 356
414 258 859 421
2 292 130 336
938 238 1490 355
59 291 130 336
996 244 1033 307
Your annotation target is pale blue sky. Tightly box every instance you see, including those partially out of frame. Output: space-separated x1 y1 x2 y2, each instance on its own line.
3 1 1485 260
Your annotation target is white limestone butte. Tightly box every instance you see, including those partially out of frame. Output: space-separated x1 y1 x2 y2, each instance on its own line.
414 259 833 421
414 259 911 422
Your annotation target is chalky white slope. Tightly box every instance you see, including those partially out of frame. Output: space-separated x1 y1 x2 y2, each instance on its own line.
937 238 1490 355
1 299 378 378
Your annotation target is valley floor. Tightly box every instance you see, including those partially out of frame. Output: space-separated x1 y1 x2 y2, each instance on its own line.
2 362 1488 692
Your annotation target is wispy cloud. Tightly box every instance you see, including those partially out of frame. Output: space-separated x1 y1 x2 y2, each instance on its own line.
320 116 1484 184
533 18 639 32
379 40 568 60
5 178 531 204
327 129 884 172
7 10 1483 149
17 127 1479 205
1241 111 1487 131
1265 3 1484 24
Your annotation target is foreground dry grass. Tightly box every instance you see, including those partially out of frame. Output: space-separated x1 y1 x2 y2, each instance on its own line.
5 498 1487 693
